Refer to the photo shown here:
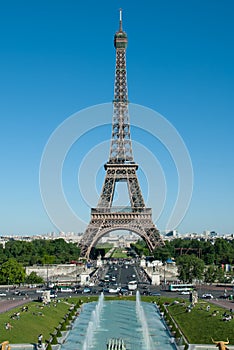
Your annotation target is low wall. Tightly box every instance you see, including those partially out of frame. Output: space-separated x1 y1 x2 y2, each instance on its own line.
25 264 92 284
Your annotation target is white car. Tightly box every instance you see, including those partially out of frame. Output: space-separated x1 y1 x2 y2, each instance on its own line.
0 292 7 297
83 287 91 293
50 293 57 298
180 291 190 295
108 287 120 293
60 288 73 293
202 293 214 299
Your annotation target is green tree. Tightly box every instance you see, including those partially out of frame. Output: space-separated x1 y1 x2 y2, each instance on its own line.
201 241 215 264
176 254 205 283
2 238 81 267
131 240 149 257
0 243 6 264
215 266 227 283
153 241 174 262
42 255 55 264
0 258 26 285
204 265 217 283
214 238 233 264
25 271 44 284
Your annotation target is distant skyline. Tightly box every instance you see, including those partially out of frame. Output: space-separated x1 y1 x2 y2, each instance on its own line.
0 1 234 235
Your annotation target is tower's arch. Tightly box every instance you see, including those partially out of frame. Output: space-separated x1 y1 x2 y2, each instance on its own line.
79 207 164 259
84 225 159 259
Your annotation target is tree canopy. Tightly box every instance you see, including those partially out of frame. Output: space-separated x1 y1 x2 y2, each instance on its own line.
0 258 26 285
0 238 80 266
176 254 205 283
131 237 234 266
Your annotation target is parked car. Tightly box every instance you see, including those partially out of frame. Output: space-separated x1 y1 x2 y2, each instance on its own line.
13 290 23 295
143 290 152 296
219 294 230 299
202 293 213 299
49 290 57 298
102 288 109 294
108 287 120 294
36 289 44 294
60 287 73 293
50 293 57 298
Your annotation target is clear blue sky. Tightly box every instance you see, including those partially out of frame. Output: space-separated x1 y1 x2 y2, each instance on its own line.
0 0 234 236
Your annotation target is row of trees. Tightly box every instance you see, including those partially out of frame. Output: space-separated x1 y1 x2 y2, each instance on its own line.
0 238 80 266
3 236 234 268
0 238 81 285
175 254 231 284
132 237 234 265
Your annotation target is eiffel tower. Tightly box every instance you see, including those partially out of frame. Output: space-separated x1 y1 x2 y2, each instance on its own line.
79 10 164 259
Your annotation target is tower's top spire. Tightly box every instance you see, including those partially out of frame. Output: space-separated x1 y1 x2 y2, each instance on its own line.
114 9 128 49
119 8 123 32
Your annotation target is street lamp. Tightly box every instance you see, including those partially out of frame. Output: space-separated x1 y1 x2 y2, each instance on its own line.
46 264 49 287
164 262 167 288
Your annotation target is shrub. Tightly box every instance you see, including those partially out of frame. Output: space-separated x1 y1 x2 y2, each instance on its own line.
51 335 58 345
63 315 69 325
56 328 62 337
46 343 52 350
60 322 67 331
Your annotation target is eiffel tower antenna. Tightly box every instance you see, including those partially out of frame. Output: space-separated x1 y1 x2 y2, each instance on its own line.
119 8 123 31
79 10 164 259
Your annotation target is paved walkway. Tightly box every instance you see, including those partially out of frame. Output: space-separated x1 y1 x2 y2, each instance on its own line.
0 298 30 314
210 298 234 311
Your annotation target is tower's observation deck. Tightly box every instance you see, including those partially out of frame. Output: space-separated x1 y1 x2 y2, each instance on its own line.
114 9 127 50
78 10 164 258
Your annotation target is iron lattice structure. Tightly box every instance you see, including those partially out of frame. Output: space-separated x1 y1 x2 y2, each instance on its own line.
79 10 164 258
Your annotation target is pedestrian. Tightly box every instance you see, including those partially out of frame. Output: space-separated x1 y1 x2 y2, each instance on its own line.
38 334 43 348
170 337 175 344
5 322 13 330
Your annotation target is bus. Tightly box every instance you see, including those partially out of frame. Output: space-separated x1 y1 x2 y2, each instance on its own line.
168 283 194 292
128 280 138 291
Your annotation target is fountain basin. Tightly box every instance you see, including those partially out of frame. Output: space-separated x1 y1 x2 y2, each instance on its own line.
60 297 176 350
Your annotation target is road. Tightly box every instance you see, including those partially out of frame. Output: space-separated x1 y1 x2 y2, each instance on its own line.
0 261 233 310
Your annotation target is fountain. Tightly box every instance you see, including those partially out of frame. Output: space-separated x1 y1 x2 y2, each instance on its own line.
60 293 176 350
82 292 104 350
136 290 153 350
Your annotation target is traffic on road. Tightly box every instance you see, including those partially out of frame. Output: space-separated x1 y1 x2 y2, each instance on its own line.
0 259 233 303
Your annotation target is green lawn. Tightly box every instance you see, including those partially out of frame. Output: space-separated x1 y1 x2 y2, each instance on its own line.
95 243 113 249
0 300 71 344
168 300 234 344
111 248 129 259
140 296 234 345
0 297 98 344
